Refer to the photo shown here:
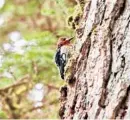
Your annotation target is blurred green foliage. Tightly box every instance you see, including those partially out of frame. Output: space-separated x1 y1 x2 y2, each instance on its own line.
0 110 7 119
0 0 75 119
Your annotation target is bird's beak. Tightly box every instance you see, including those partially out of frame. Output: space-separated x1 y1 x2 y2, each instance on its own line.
67 37 74 41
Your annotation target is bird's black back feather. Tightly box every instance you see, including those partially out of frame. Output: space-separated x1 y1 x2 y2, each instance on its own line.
55 49 67 79
55 48 61 67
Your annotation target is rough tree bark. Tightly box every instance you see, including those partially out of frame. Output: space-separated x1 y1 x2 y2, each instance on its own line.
59 0 130 119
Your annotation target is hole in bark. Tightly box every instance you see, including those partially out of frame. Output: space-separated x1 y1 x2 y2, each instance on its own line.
83 112 88 119
68 16 73 23
114 72 118 77
74 15 81 25
118 44 122 51
59 105 65 119
68 77 76 86
71 99 76 111
121 55 125 68
60 85 68 98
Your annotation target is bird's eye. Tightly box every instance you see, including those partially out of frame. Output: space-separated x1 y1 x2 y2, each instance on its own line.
58 43 62 48
58 44 60 48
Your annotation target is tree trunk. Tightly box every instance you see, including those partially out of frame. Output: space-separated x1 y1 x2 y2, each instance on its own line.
59 0 130 119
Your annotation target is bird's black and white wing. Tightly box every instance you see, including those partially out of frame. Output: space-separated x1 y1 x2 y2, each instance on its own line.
55 47 68 79
55 48 61 67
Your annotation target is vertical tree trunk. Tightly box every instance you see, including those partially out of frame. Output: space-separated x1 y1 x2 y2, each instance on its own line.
59 0 130 119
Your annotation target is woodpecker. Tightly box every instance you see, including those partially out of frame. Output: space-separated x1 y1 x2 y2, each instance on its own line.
55 37 73 79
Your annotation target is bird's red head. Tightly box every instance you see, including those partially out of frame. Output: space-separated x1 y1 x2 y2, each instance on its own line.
57 37 73 48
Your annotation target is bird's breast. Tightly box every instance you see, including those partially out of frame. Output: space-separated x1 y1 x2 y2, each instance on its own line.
60 46 69 55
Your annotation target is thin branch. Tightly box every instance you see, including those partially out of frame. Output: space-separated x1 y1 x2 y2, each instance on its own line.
44 83 59 91
0 74 30 92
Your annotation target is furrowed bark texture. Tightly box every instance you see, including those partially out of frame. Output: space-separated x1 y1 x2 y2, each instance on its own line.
60 0 130 119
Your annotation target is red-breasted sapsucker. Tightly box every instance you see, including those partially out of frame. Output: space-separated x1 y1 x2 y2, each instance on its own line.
55 37 73 79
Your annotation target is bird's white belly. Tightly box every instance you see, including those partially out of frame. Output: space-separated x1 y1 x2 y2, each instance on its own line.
60 46 69 55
